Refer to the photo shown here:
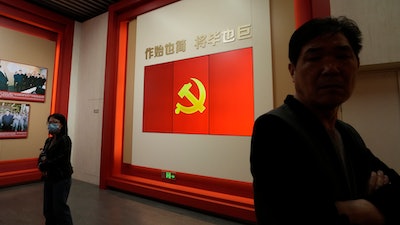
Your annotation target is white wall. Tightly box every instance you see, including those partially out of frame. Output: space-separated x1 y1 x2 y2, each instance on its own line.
330 0 400 65
343 70 400 173
69 13 108 185
331 0 400 173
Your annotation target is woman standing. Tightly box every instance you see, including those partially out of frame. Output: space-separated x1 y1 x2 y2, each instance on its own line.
38 113 73 225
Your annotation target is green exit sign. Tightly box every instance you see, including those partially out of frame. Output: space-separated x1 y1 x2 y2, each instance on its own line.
162 171 176 180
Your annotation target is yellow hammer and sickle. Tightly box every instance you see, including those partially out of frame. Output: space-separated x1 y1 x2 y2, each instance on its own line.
175 78 206 114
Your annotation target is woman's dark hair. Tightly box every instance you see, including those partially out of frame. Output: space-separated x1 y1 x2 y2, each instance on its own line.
289 16 363 65
47 113 68 137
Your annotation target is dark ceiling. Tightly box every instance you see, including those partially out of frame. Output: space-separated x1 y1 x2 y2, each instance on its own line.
24 0 121 23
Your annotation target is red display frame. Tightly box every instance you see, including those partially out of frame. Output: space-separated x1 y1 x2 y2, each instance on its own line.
0 0 331 223
100 0 330 223
100 0 256 223
0 0 74 186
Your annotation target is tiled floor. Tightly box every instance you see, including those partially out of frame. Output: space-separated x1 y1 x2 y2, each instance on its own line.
0 179 249 225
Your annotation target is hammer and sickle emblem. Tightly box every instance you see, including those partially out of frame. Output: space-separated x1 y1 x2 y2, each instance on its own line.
175 78 206 114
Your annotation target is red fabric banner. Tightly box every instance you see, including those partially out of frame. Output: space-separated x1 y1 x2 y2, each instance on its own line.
143 62 174 132
143 47 254 136
208 48 254 135
173 56 209 134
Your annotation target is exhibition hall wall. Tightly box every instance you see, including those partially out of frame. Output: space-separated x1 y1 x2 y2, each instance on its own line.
1 0 399 223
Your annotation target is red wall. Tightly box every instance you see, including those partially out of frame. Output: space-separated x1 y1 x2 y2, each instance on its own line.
294 0 330 27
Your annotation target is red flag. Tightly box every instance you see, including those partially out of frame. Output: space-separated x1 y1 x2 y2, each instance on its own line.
173 56 209 134
209 48 254 135
143 47 254 136
142 62 174 132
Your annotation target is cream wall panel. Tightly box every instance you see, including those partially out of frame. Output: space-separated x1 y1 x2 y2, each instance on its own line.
69 13 108 185
123 20 137 164
270 0 295 106
342 70 400 173
331 0 400 173
330 0 400 65
68 22 81 174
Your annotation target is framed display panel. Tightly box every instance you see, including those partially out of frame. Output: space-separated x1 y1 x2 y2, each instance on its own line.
0 59 47 102
100 0 274 223
0 101 30 139
102 0 330 223
0 0 74 187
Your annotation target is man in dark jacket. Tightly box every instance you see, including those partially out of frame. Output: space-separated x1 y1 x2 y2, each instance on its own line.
1 110 13 131
250 16 400 225
0 65 8 91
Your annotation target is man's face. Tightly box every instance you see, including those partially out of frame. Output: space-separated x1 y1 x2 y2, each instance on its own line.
289 33 359 109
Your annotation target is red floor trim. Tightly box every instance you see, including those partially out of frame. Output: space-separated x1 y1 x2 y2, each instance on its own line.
105 174 256 224
0 158 41 187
